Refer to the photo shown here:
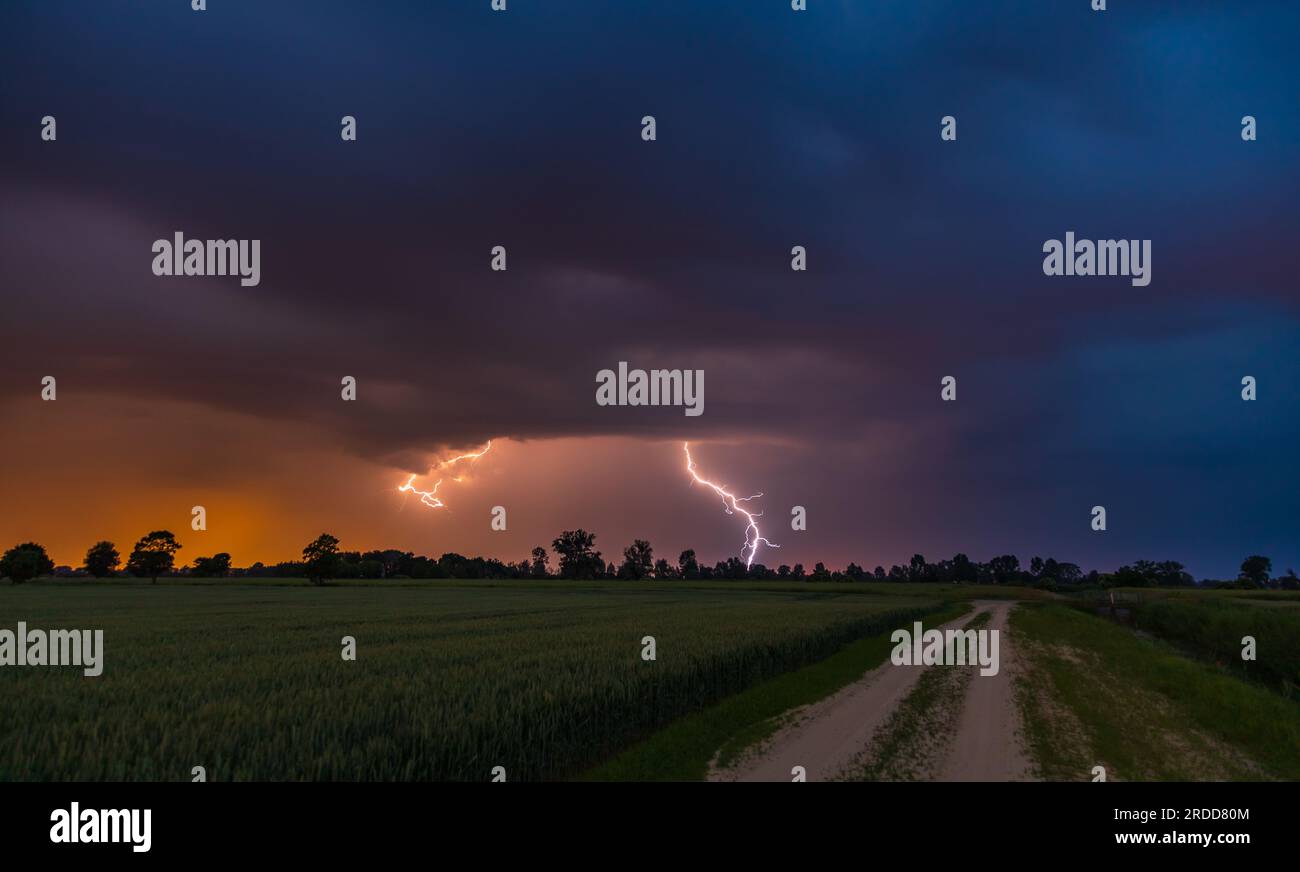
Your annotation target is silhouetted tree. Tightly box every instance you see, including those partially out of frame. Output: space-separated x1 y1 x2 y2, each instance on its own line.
551 529 604 580
1239 555 1272 587
302 533 341 586
128 531 181 584
988 554 1020 584
1114 559 1195 588
1154 560 1193 586
677 549 700 580
1056 562 1083 585
374 549 407 578
530 546 549 579
1 542 54 584
619 539 654 579
83 540 120 578
192 553 232 577
722 557 748 580
950 553 977 583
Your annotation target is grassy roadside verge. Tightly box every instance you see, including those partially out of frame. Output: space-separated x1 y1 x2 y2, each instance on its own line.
1127 598 1300 694
1012 603 1300 781
581 602 970 781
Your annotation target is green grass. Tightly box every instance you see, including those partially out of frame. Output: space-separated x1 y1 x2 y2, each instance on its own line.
583 603 969 781
0 580 948 781
1012 603 1300 781
1128 598 1300 693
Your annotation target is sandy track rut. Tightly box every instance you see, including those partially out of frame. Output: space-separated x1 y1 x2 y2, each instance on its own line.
934 601 1031 781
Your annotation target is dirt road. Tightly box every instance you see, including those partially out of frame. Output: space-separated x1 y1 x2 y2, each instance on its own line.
934 601 1032 781
710 600 1031 782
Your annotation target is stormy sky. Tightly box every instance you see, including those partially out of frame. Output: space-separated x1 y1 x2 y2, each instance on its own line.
1 0 1296 578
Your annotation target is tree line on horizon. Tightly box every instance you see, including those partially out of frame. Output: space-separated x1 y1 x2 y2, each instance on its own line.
0 529 1294 591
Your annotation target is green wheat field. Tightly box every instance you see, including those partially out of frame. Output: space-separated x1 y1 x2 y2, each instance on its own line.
5 580 1296 781
0 579 951 780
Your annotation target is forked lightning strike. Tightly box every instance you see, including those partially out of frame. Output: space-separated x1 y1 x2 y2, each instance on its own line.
399 440 492 510
683 441 778 568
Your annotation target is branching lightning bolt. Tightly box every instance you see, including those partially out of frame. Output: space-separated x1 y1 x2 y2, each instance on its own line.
683 441 778 568
398 440 493 510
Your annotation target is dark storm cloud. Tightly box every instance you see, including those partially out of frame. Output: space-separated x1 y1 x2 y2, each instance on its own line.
1 1 1297 576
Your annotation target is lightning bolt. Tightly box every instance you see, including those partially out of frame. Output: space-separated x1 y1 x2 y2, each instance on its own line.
398 440 493 510
683 441 779 568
